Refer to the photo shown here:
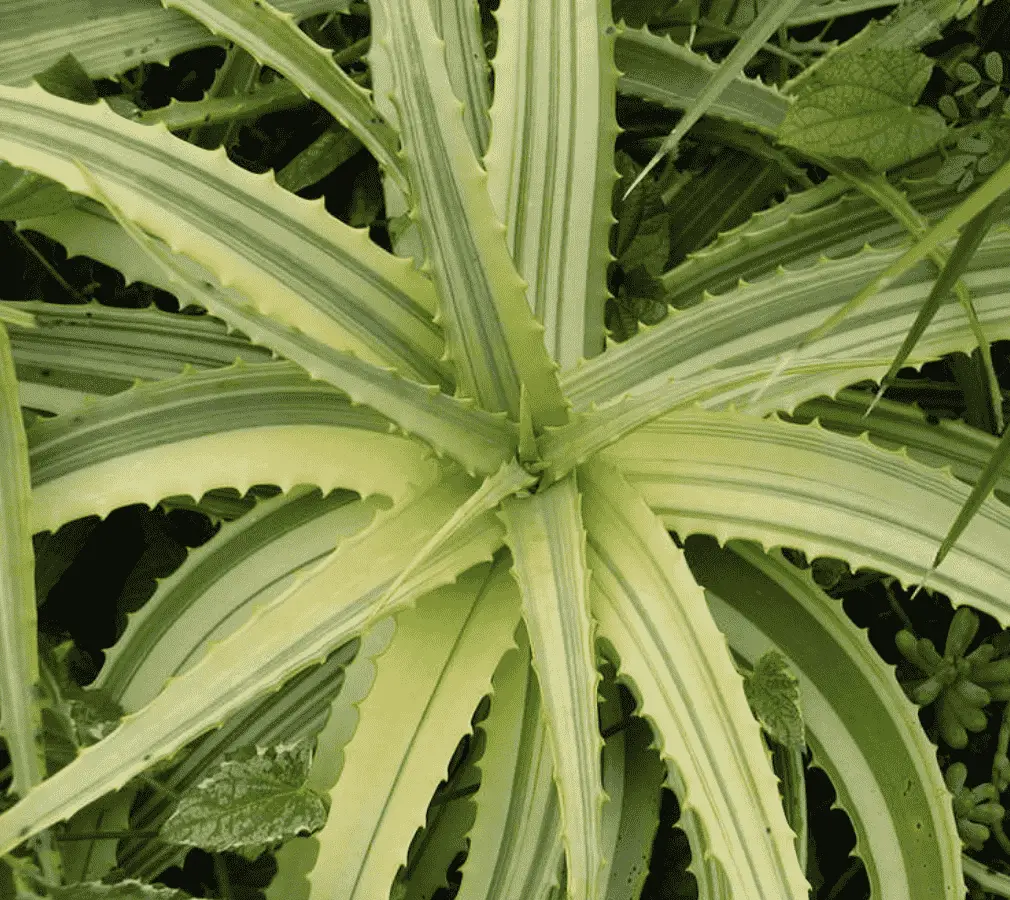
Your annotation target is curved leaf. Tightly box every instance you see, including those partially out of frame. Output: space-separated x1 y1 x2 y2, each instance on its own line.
579 457 808 900
485 0 619 367
160 0 407 192
688 536 962 899
0 84 445 384
306 561 522 900
605 407 1010 623
373 0 567 426
0 469 505 856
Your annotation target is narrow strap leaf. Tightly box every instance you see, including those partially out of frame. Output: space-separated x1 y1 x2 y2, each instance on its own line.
623 0 807 198
160 0 409 193
868 195 1005 418
499 474 605 900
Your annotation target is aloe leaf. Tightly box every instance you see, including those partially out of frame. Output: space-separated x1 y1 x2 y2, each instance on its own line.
0 469 505 856
0 85 446 383
499 473 604 900
26 361 439 533
160 0 407 193
605 407 1010 621
79 166 516 477
869 196 1005 416
759 154 1010 398
561 223 1010 416
95 488 380 713
306 561 522 900
430 0 491 156
455 630 565 900
614 25 789 134
485 0 619 368
0 327 45 799
266 620 393 900
0 0 348 85
690 537 963 898
47 880 202 899
373 0 568 427
579 457 808 900
624 0 807 197
5 300 274 410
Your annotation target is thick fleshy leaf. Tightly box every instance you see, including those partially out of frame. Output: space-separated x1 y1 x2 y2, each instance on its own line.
160 739 328 851
560 225 1010 418
95 488 380 712
26 361 438 533
159 0 407 192
579 458 808 900
0 0 347 85
79 170 515 477
605 407 1010 623
0 327 45 798
373 0 568 427
614 25 789 135
484 0 619 368
688 536 963 899
0 84 446 384
0 470 507 855
499 474 604 900
265 620 394 900
455 631 566 900
306 561 523 900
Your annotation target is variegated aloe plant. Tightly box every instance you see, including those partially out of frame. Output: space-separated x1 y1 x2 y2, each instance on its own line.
2 0 1010 898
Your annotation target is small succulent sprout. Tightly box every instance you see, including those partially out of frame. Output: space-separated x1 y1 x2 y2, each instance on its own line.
947 761 1005 850
895 609 1010 748
939 94 961 120
985 51 1005 84
994 752 1010 792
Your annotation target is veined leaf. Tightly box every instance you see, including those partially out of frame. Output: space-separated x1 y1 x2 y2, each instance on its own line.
605 407 1010 622
373 0 568 427
306 561 523 900
160 0 408 193
499 474 605 900
0 326 46 798
159 739 328 851
778 48 946 171
0 84 446 384
689 537 963 899
0 0 347 85
485 0 619 368
743 650 805 750
78 167 516 477
0 469 505 855
48 880 206 900
579 458 808 900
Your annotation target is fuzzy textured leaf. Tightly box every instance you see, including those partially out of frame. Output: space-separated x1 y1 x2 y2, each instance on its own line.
743 650 805 749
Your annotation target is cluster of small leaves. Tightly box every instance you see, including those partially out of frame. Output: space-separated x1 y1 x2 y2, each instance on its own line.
896 607 1010 749
935 50 1010 191
946 761 1005 850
